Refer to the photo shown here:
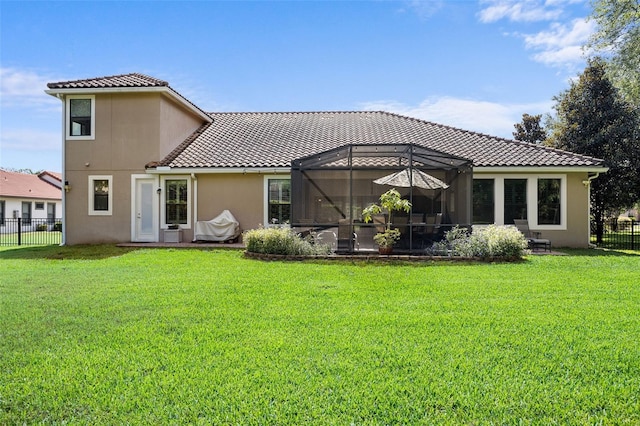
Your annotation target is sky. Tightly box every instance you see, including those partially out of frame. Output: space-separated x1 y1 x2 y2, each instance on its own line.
0 0 596 173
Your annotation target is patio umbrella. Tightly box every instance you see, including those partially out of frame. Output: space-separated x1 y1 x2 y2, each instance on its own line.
373 168 449 190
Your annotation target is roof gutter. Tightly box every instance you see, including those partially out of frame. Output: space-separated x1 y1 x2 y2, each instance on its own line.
146 167 291 175
475 166 609 174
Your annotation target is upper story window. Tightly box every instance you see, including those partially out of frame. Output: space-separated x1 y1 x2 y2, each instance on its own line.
88 175 112 216
66 95 95 140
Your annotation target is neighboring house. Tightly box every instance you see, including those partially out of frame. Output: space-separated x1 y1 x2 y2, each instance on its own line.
0 170 62 228
46 73 607 248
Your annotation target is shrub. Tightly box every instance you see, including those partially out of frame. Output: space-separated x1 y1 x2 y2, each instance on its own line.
36 224 48 232
53 222 62 232
431 225 528 259
243 227 332 256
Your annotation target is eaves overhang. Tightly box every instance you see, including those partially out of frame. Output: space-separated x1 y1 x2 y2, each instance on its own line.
44 86 212 123
145 166 291 175
474 166 609 174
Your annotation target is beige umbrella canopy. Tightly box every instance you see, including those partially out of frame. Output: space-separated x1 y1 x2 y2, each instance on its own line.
374 168 449 190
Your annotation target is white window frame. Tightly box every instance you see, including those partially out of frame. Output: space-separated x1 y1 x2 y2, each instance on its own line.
160 175 191 229
475 174 567 231
263 175 291 227
66 95 95 140
88 175 113 216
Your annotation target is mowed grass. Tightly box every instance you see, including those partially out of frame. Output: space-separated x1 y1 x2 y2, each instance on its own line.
1 247 639 424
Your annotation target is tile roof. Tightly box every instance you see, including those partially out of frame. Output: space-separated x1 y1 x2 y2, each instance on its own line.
46 73 168 89
0 170 62 200
159 111 604 169
46 73 211 122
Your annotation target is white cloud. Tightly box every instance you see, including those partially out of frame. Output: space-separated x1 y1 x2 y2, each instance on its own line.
401 0 445 20
521 18 596 67
478 1 595 70
0 68 60 108
478 0 565 23
360 96 552 139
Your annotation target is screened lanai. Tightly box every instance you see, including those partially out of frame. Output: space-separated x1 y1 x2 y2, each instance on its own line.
290 143 473 253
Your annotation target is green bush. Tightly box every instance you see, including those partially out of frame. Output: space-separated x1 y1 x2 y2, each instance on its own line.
35 224 48 232
432 225 528 259
243 227 332 256
53 222 62 232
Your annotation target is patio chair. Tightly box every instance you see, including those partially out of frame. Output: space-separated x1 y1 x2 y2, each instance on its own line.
338 218 359 252
513 219 551 252
315 230 337 251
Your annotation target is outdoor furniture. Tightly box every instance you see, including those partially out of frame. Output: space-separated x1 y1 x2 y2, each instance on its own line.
514 219 551 252
338 218 359 251
194 210 241 242
315 230 337 251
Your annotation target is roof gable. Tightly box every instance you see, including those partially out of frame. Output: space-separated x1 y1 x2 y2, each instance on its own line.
46 73 211 123
158 111 604 170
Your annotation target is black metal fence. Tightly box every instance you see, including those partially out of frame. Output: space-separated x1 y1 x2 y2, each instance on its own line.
591 217 638 250
0 218 63 246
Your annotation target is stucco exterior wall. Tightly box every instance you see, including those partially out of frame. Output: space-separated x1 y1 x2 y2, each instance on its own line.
473 171 592 248
159 96 204 159
542 172 591 248
0 198 61 221
194 173 267 239
64 92 204 244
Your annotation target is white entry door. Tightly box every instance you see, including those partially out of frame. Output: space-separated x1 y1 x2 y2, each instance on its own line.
133 177 158 242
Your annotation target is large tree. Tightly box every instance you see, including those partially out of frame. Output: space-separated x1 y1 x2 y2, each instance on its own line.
513 113 547 144
548 58 640 242
588 0 640 106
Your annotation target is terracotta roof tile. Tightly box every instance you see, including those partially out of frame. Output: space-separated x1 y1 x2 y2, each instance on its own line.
46 73 168 89
160 111 604 169
0 170 62 200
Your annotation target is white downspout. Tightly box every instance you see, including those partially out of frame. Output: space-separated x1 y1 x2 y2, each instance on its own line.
57 94 67 246
192 173 198 241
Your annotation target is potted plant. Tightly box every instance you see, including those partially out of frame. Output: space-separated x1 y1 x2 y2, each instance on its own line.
362 188 412 254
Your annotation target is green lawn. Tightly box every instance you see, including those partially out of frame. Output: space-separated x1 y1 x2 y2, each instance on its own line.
1 246 639 424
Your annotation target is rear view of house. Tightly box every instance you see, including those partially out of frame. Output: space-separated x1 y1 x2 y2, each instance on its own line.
46 73 607 249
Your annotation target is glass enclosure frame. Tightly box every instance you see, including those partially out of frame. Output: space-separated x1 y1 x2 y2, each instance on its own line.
291 143 473 253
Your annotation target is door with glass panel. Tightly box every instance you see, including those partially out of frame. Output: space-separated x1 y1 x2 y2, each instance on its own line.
134 178 157 242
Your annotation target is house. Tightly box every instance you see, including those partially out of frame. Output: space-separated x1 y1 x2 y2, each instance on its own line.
45 73 607 249
0 170 62 229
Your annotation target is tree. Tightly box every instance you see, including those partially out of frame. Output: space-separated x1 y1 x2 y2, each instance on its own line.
588 0 640 106
513 113 547 143
547 58 640 242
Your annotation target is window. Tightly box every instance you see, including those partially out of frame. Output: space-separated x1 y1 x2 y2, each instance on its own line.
47 203 56 224
473 179 494 224
22 201 32 225
267 178 291 225
66 95 95 140
538 178 561 225
504 179 527 224
35 202 45 210
165 179 188 225
88 175 112 215
0 200 5 225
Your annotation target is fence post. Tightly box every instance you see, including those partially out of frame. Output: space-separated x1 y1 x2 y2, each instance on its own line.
17 217 22 246
632 219 636 251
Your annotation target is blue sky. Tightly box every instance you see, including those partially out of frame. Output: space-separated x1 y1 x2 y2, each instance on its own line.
1 0 595 172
